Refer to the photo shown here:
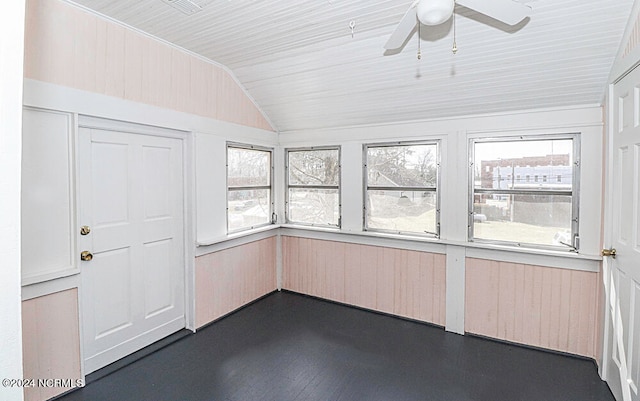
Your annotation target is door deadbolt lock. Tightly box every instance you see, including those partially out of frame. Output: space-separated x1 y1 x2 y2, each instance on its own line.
601 248 617 259
80 251 94 261
80 226 91 236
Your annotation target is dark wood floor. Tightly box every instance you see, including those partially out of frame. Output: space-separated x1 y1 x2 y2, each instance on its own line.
58 291 614 401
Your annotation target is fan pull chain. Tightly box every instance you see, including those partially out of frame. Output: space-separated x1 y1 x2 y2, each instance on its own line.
452 6 458 54
417 22 422 60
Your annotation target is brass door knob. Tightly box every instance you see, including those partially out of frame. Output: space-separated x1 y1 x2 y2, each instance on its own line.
80 251 93 261
601 248 617 259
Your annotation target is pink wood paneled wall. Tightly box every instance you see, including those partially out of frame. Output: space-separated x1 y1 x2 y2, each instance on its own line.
22 289 81 401
465 257 599 358
594 269 605 366
23 0 273 131
195 238 277 328
282 236 447 326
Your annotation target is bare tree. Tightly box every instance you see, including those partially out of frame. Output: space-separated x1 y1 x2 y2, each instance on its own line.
288 149 340 225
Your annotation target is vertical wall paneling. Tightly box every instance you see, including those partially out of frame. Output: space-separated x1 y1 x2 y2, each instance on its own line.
23 0 274 131
189 58 207 118
283 236 447 326
169 48 190 112
123 28 143 103
73 7 97 93
104 22 126 99
21 108 75 284
195 238 277 328
93 17 108 95
595 268 605 369
276 234 283 290
22 289 82 401
465 257 599 358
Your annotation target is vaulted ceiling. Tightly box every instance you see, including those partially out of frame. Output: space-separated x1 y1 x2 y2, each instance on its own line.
69 0 634 132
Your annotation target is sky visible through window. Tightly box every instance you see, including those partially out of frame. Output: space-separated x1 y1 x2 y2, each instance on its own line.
475 139 573 165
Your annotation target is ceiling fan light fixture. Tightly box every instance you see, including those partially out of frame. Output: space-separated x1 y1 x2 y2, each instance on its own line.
416 0 455 26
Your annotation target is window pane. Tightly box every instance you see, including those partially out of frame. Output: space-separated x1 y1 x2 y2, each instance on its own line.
367 144 437 188
473 193 573 246
474 139 573 191
288 149 339 186
228 189 271 231
227 147 270 187
288 188 339 225
366 190 436 234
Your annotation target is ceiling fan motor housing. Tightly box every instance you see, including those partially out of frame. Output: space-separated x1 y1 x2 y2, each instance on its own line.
416 0 455 26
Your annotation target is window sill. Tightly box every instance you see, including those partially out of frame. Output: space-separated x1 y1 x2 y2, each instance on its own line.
460 240 601 261
280 226 448 254
196 225 601 272
196 224 280 247
279 227 602 272
279 223 341 233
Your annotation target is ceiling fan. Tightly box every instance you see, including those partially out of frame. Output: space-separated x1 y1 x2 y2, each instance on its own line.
384 0 531 50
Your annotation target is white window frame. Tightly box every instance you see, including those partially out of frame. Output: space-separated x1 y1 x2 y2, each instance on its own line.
363 140 441 238
226 142 274 234
285 146 341 228
468 133 581 251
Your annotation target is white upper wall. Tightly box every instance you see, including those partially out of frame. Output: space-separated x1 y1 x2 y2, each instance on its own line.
0 1 25 400
280 105 605 259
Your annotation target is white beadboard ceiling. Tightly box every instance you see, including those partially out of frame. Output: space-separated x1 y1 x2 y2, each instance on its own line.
69 0 633 132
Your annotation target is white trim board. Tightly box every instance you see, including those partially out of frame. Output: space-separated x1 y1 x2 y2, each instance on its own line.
22 274 80 301
446 245 466 335
278 105 603 145
23 79 279 146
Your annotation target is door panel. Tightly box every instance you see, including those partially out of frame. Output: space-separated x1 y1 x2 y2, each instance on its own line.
91 142 130 226
617 147 632 243
143 145 172 218
605 65 640 401
80 126 184 374
143 239 174 318
91 247 133 339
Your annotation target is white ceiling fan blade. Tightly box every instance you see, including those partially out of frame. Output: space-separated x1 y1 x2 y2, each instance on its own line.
456 0 531 25
384 5 418 50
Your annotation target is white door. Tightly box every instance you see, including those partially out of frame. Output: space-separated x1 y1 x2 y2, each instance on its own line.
79 125 185 374
604 65 640 401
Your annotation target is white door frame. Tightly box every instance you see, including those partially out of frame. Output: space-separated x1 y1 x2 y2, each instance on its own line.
601 65 639 401
75 115 195 376
601 77 617 391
